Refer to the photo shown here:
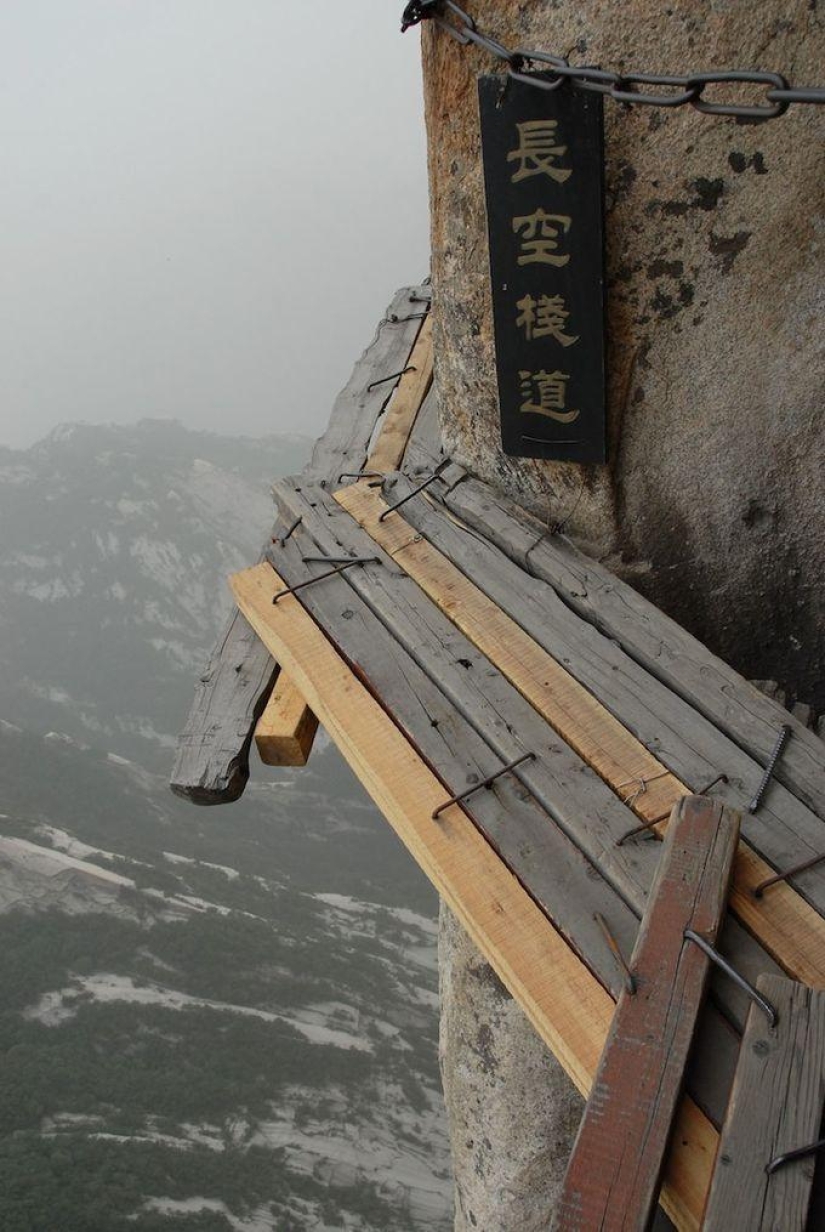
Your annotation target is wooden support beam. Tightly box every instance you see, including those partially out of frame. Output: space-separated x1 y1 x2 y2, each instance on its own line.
335 481 825 992
254 675 319 766
703 975 825 1232
558 796 739 1231
229 560 718 1231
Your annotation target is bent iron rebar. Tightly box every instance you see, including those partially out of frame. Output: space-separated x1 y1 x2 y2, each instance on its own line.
432 752 535 820
683 929 778 1028
271 559 377 605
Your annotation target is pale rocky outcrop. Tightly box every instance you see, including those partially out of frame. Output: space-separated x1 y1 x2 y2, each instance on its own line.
420 2 825 1226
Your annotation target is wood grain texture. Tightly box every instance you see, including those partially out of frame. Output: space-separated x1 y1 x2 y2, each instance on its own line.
557 796 739 1232
170 286 425 802
387 476 825 921
267 487 642 1002
274 479 784 1050
401 384 445 476
366 313 433 474
434 475 825 826
336 482 682 824
229 560 718 1232
254 674 319 766
306 286 429 487
335 481 825 991
703 975 825 1232
170 609 278 804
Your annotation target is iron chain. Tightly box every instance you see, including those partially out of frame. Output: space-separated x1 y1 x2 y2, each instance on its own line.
401 0 825 121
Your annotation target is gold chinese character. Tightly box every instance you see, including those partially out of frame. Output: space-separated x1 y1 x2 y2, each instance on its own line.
515 294 578 346
519 369 580 422
507 121 572 184
513 210 571 266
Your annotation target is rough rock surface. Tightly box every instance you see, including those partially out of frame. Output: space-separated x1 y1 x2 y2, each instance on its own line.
421 0 825 708
420 3 825 1227
438 905 582 1231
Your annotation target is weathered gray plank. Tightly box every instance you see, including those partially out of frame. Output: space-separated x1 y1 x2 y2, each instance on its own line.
401 384 445 476
433 474 825 825
170 288 427 803
703 975 825 1232
170 611 278 804
270 479 786 1126
384 474 825 918
306 285 430 487
557 796 739 1232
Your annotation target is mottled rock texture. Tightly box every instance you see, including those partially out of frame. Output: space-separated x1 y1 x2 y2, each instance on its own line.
438 905 582 1231
421 3 825 1227
422 0 825 708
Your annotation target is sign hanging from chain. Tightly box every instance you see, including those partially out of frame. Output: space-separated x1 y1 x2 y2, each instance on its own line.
478 74 607 463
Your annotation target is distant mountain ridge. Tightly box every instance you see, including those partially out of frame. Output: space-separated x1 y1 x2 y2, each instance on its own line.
0 419 309 766
0 419 450 1232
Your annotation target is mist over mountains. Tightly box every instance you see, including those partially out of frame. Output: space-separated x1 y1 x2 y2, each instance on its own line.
0 421 449 1232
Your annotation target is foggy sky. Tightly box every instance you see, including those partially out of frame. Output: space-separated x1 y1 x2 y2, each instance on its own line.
0 2 430 450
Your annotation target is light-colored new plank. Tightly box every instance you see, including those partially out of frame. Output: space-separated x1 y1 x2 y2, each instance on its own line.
230 561 717 1232
703 975 825 1232
366 313 434 474
254 674 319 766
336 481 825 991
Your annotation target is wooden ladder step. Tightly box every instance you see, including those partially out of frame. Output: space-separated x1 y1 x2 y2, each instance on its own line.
703 974 825 1232
557 795 739 1232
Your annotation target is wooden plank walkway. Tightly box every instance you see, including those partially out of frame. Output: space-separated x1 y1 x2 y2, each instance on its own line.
423 472 825 826
335 480 825 993
272 479 783 1058
388 476 825 918
557 796 739 1231
230 559 719 1232
170 286 428 801
703 975 825 1232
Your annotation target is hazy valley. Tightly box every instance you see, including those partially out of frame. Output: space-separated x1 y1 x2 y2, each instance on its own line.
0 421 450 1232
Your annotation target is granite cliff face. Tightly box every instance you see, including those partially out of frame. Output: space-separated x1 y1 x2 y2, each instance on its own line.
419 8 825 1227
0 422 451 1232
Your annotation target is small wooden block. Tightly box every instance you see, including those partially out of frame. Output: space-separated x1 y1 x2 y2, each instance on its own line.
556 795 740 1232
255 675 319 767
703 974 825 1232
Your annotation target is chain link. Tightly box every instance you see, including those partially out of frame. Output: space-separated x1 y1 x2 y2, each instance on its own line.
400 0 825 120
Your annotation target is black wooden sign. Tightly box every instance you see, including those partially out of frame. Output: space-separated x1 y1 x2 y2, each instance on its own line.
478 75 606 464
